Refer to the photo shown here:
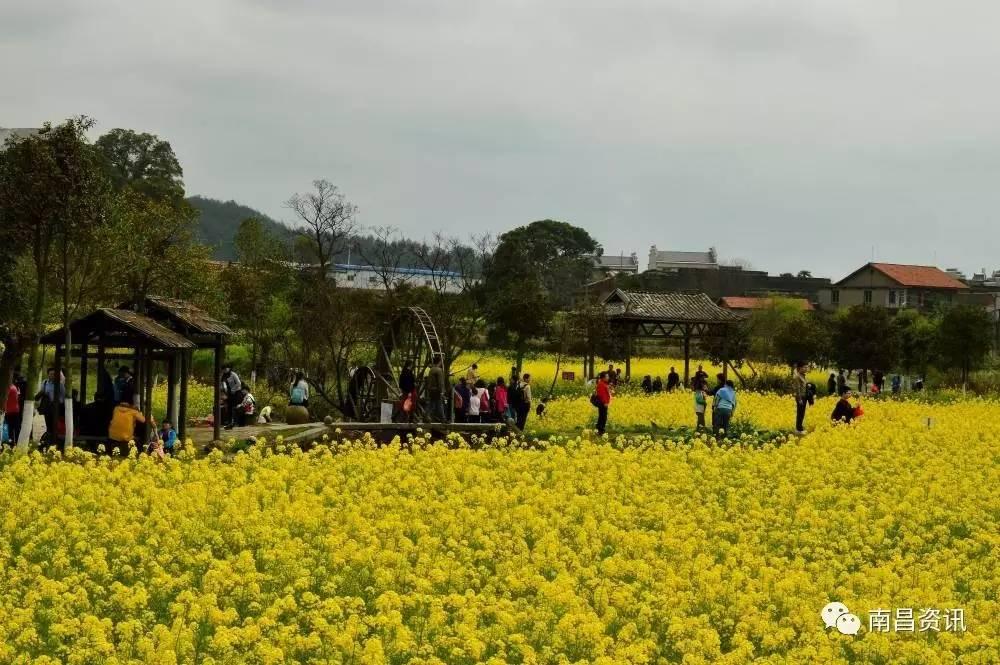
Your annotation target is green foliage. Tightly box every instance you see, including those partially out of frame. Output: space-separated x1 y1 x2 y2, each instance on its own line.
892 309 938 375
935 304 993 382
94 128 184 202
105 191 218 309
773 313 830 367
483 220 599 357
189 196 294 260
831 305 900 371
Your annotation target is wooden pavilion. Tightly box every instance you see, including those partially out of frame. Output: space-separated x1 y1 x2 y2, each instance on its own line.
601 289 741 385
40 297 233 444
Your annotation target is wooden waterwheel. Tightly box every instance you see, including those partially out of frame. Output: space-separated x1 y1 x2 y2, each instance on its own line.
369 306 443 422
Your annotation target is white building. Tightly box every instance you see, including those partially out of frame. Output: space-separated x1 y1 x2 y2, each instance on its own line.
587 253 640 280
647 246 718 272
331 263 470 294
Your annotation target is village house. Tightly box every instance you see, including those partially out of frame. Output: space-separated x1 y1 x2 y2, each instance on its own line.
647 246 718 272
818 263 968 312
586 253 640 281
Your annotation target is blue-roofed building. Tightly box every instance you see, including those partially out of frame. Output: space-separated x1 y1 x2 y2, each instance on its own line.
330 263 472 293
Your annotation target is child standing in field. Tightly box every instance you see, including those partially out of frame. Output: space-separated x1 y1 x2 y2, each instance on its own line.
159 419 178 455
694 388 707 429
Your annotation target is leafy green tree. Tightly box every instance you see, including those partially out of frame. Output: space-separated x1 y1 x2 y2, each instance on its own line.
831 305 900 374
774 313 831 367
223 218 293 380
745 298 810 364
0 118 112 447
95 128 184 201
892 309 938 376
935 304 993 384
482 220 599 367
105 190 216 309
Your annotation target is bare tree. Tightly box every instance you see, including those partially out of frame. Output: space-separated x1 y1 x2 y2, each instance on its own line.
412 232 495 376
355 225 410 298
286 179 358 277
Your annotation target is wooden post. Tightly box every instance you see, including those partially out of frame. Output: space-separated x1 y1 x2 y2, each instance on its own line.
624 334 632 381
79 343 88 406
143 350 153 426
133 346 142 407
97 344 106 395
166 354 177 426
213 339 223 442
178 351 189 442
683 328 691 388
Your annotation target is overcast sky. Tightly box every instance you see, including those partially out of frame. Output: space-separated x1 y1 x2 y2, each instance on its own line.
3 0 999 278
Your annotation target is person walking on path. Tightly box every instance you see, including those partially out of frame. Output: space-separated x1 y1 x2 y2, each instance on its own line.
712 380 737 434
827 373 837 396
836 370 847 396
793 362 809 433
426 356 448 422
593 371 612 435
221 366 242 430
515 373 532 431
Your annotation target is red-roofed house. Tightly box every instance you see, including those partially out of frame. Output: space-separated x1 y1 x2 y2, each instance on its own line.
719 296 815 316
819 262 968 311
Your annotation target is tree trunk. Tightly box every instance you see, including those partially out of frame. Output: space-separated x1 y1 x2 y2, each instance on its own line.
16 277 48 451
63 325 74 448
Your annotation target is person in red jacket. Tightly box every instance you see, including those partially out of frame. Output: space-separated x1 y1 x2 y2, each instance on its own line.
4 377 21 443
595 371 612 435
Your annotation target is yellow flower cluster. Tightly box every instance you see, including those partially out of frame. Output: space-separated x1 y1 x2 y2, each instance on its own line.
1 394 998 663
459 354 830 390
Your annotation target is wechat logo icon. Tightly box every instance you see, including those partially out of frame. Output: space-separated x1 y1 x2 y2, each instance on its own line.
822 602 861 636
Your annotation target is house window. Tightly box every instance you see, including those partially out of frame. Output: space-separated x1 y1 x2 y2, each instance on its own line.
899 290 907 306
368 276 379 285
424 279 433 286
864 290 873 305
831 289 840 304
889 290 897 305
918 291 926 307
346 274 355 282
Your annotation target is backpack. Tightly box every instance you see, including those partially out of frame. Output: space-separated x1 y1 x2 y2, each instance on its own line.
290 384 306 404
452 390 464 410
589 393 602 408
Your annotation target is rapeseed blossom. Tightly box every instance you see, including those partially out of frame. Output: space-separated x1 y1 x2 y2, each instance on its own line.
0 397 997 662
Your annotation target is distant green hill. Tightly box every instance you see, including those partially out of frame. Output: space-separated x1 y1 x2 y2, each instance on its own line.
188 196 294 260
188 196 471 270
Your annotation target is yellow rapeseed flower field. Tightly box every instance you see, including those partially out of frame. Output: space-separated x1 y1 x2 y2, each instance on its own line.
1 391 998 663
